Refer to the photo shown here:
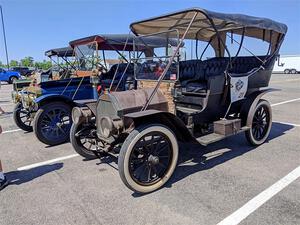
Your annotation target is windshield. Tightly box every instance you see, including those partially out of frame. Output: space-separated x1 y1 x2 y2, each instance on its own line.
133 30 180 82
48 51 76 80
74 41 100 71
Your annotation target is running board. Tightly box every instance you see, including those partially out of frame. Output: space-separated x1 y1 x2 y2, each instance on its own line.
196 126 250 146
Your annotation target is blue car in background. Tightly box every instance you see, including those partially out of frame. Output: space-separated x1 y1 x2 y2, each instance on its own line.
0 67 21 83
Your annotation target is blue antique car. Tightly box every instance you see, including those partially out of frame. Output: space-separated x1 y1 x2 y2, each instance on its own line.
30 34 141 146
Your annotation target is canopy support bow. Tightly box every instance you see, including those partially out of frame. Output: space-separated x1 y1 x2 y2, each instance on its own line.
141 12 198 111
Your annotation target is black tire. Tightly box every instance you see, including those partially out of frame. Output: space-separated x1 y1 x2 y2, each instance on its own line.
33 101 72 145
245 99 272 146
118 124 179 193
70 121 98 160
9 76 18 84
291 69 297 74
13 102 33 132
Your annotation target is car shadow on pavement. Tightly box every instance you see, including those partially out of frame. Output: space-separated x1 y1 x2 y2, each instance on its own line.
162 122 294 190
5 163 63 186
0 112 13 116
95 154 119 170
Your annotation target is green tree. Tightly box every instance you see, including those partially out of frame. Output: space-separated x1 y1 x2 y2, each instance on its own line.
34 61 41 69
9 60 19 67
34 60 52 70
21 56 34 67
0 61 9 68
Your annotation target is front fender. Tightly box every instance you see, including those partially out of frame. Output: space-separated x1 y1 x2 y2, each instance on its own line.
35 93 74 106
124 110 196 143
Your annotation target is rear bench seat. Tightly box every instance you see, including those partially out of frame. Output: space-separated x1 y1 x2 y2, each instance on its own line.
179 58 228 93
229 56 267 74
179 56 266 93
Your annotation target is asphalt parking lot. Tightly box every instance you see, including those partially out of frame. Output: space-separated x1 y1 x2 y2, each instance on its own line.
0 74 299 225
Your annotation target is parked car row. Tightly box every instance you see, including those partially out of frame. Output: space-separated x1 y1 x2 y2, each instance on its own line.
11 66 34 76
10 7 287 194
0 66 35 83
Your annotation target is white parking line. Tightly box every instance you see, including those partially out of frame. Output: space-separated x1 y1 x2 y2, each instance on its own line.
17 154 79 171
2 128 22 134
271 98 300 107
271 78 300 84
274 121 300 127
0 103 13 107
217 165 300 225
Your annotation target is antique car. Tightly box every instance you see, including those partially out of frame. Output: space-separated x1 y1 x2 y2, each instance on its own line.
12 46 76 132
12 46 75 93
42 46 76 81
70 8 287 193
69 35 183 157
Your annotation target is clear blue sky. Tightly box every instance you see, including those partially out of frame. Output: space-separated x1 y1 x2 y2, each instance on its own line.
0 0 299 62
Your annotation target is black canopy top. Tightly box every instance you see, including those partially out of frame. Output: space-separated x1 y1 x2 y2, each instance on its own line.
69 34 183 51
130 8 287 56
130 8 287 39
45 47 74 57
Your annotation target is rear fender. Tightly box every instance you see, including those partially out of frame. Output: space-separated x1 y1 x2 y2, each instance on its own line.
124 110 196 143
35 94 75 107
241 88 279 126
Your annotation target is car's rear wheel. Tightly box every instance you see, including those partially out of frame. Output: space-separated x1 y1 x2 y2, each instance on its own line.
70 121 98 159
34 101 72 145
245 99 272 146
13 102 33 132
118 124 178 193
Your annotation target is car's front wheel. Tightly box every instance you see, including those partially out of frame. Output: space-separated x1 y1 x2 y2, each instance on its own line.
70 121 98 159
33 101 72 145
13 102 33 132
118 124 179 193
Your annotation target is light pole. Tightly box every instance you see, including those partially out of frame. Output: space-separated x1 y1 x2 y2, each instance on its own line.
0 5 9 69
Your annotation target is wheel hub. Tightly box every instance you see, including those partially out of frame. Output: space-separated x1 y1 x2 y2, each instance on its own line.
148 155 159 165
258 119 266 126
50 117 61 128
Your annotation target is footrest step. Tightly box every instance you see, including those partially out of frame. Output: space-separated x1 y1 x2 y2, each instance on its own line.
197 126 250 146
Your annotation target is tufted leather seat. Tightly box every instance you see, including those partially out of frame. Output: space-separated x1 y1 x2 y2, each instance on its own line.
179 56 266 93
229 56 266 74
179 58 228 92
